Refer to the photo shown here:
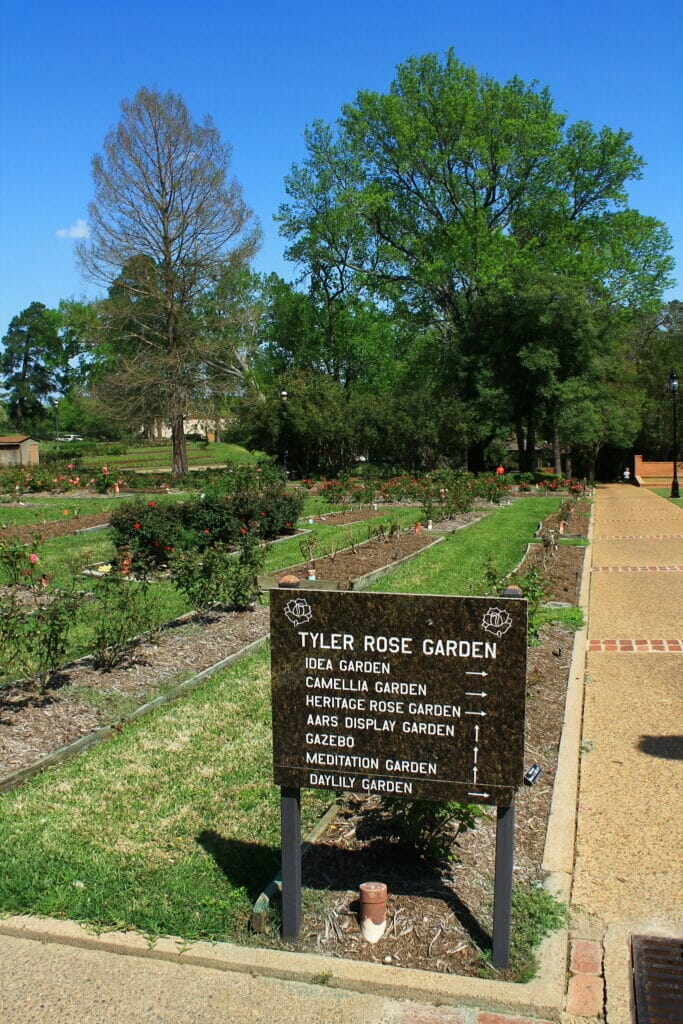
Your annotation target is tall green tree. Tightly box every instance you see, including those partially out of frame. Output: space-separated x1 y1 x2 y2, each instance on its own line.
0 302 80 432
278 51 673 466
77 86 260 475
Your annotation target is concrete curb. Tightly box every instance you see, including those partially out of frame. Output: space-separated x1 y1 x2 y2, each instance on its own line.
541 499 593 897
0 914 567 1020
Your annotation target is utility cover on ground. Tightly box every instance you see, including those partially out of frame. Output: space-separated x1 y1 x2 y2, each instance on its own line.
271 589 527 806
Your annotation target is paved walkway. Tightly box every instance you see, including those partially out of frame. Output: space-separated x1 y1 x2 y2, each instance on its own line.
569 484 682 1024
0 484 680 1023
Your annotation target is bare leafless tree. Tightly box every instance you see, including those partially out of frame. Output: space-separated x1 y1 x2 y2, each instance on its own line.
77 86 260 475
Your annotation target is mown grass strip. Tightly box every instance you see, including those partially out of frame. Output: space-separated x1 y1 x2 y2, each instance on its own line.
0 644 330 941
368 497 562 595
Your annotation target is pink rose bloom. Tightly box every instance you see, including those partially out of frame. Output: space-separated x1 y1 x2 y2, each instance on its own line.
29 553 39 564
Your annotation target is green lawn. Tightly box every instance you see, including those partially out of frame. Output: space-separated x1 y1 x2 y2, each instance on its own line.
79 441 263 473
652 488 683 507
0 645 330 941
0 494 571 950
369 498 559 595
0 493 180 528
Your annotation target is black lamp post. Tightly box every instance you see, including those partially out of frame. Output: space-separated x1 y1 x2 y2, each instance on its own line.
670 369 679 499
279 390 288 476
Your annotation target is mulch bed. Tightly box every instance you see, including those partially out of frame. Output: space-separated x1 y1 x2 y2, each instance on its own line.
1 511 112 545
0 606 270 782
268 530 443 589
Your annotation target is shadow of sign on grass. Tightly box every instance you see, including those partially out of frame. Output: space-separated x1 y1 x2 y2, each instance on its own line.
196 830 280 903
196 827 491 953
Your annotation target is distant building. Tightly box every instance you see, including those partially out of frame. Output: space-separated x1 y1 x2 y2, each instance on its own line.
0 435 40 467
143 418 228 443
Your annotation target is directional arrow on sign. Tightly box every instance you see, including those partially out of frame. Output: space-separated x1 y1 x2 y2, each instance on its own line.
465 710 487 717
469 792 490 799
465 691 487 697
465 670 488 677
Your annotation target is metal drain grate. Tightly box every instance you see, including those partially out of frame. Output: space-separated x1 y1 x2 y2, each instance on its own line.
632 935 683 1024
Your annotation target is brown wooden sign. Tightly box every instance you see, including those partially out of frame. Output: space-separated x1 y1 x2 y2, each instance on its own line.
270 589 527 806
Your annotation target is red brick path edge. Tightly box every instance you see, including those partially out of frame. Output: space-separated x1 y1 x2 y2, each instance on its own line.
592 565 683 572
588 639 682 652
565 940 605 1018
597 534 682 540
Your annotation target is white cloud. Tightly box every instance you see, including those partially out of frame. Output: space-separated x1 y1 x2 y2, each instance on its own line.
56 219 89 239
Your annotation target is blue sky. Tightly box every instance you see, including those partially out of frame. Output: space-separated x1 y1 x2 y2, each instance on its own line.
1 0 681 336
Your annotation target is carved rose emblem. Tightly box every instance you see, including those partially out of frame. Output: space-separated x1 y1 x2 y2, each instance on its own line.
284 597 313 628
481 606 513 638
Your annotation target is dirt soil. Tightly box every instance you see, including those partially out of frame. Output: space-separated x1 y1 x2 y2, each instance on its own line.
1 511 112 545
0 499 587 980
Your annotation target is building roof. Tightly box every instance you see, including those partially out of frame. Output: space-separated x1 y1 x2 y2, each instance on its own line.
0 435 34 444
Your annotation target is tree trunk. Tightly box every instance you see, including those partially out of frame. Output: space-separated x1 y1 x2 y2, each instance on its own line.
552 417 562 475
525 414 537 475
171 416 188 478
515 423 526 473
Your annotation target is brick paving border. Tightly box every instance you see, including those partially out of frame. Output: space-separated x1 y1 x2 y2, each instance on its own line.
565 939 605 1018
588 639 682 652
591 565 682 572
595 533 682 540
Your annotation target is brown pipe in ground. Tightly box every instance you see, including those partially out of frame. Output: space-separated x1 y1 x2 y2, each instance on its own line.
359 881 388 943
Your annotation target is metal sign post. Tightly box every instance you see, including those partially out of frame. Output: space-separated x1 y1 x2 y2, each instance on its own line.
492 798 516 968
280 786 302 940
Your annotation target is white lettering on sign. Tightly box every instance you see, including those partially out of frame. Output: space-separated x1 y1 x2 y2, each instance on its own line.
343 717 396 733
401 721 455 737
422 638 497 658
300 632 355 650
368 699 404 714
305 656 333 670
306 714 338 727
305 676 369 692
305 733 355 748
361 777 414 795
363 635 413 654
374 681 426 696
305 752 379 770
305 694 367 711
309 773 356 789
339 658 391 674
385 759 438 775
407 702 461 718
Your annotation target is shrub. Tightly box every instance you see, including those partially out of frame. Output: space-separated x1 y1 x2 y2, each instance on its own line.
110 498 189 568
89 571 155 670
170 531 265 614
109 471 301 570
383 798 485 863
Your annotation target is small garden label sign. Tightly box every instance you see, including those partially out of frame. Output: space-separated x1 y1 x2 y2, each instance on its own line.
270 589 528 807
